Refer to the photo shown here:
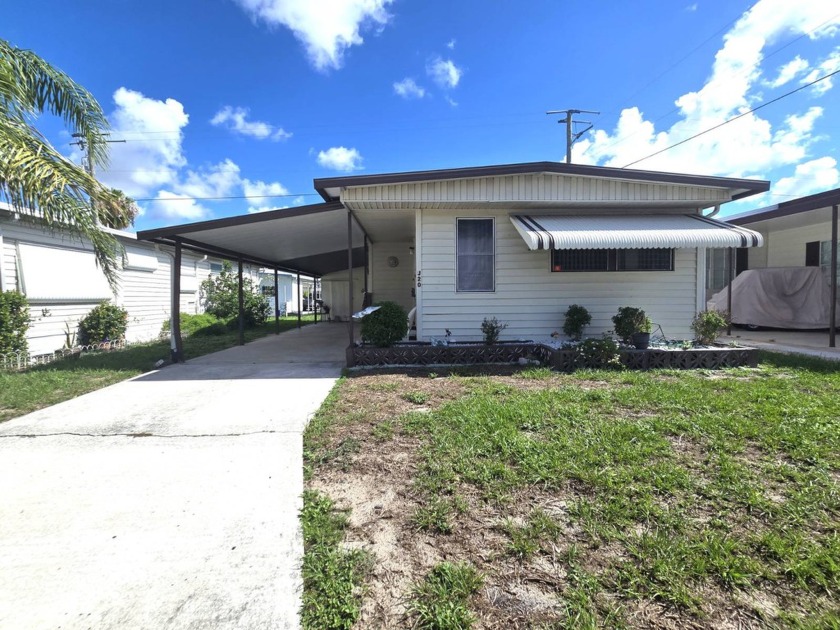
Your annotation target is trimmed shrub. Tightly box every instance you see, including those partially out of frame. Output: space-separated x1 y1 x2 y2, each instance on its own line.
691 309 729 345
0 290 30 356
361 301 408 347
612 306 650 343
78 301 128 345
480 316 508 345
200 261 270 328
562 304 591 340
576 334 621 368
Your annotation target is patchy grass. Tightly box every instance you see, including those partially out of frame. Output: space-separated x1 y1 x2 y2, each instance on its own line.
0 315 313 423
409 562 484 630
300 490 372 630
304 358 840 628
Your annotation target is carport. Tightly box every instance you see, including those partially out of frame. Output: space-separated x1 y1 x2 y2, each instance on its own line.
138 202 367 361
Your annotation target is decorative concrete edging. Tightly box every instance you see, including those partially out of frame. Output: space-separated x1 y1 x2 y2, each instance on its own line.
347 343 758 371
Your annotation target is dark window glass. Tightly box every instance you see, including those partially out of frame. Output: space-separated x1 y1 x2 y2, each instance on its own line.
457 219 494 291
552 248 674 272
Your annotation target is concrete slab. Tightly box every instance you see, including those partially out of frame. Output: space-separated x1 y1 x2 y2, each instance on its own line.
722 329 840 361
0 322 346 629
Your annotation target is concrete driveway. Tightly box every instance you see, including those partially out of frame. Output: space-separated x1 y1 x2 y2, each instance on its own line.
0 322 349 629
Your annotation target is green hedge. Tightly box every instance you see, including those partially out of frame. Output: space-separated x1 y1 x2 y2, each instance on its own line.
0 290 30 356
78 301 128 345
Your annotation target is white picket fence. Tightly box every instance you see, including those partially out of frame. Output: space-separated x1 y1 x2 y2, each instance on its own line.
1 339 126 371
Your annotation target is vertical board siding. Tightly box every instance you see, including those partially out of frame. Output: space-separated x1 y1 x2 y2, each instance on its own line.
341 174 730 207
419 209 698 341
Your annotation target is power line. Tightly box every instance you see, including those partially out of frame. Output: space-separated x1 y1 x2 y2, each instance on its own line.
135 192 321 202
621 67 840 168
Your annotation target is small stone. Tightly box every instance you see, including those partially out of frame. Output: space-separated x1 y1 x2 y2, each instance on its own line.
154 359 165 369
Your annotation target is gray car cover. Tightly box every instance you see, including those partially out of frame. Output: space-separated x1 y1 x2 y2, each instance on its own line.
707 267 839 329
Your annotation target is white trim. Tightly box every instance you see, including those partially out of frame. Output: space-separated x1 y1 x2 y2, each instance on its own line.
696 247 707 314
415 209 423 340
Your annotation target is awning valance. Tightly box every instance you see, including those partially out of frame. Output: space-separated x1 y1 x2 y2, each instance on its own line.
510 214 764 250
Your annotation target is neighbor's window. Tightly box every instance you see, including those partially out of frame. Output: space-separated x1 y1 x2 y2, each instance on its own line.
819 240 840 285
209 262 223 274
552 248 674 272
456 218 495 292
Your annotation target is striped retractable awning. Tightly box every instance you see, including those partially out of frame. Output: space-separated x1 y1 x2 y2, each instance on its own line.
510 214 764 250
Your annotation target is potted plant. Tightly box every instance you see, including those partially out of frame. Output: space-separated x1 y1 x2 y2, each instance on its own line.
612 306 652 349
562 304 591 341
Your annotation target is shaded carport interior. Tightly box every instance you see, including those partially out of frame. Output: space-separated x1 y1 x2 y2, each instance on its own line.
137 201 366 361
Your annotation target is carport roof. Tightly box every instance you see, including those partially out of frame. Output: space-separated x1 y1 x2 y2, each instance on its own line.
137 201 366 277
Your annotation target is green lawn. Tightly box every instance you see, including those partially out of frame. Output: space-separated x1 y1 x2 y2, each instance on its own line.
0 315 314 423
303 352 840 629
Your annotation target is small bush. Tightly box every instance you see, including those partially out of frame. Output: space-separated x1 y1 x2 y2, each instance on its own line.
563 304 591 340
0 290 30 356
611 306 650 343
575 334 621 368
78 301 128 345
480 316 508 345
360 301 408 347
200 261 270 328
691 309 729 345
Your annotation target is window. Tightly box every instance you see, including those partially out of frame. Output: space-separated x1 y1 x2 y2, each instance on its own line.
551 248 674 272
209 262 223 275
819 240 840 286
456 218 495 291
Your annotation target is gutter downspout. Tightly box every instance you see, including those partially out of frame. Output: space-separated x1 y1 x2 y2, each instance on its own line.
703 204 721 218
156 244 180 361
0 229 5 292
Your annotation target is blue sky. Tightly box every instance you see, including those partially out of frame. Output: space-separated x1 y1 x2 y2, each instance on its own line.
5 0 840 230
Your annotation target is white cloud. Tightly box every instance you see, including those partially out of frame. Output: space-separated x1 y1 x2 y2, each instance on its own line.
768 56 810 87
102 87 189 198
152 191 210 220
210 106 291 141
572 0 840 179
446 38 456 49
177 159 242 199
445 96 458 107
426 57 462 88
686 3 698 12
243 178 291 213
317 146 363 171
232 0 393 70
393 77 426 99
773 157 840 197
801 47 840 94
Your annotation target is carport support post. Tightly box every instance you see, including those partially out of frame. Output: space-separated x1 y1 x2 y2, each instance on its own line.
830 204 838 348
274 268 280 335
237 259 244 346
347 209 354 346
297 272 302 329
171 240 184 363
727 247 734 336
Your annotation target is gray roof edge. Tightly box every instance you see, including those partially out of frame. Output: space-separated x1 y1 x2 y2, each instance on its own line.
728 186 840 225
136 201 344 241
313 161 770 201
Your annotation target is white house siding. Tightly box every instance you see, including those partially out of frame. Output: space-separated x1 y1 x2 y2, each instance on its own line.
762 222 832 268
342 173 731 209
418 208 699 342
321 268 365 321
369 242 415 313
0 218 261 356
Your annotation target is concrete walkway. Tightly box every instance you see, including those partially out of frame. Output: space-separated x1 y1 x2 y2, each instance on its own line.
722 328 840 361
0 322 349 629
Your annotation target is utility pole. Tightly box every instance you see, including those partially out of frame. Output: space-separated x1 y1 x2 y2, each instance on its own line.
70 133 125 177
546 109 599 163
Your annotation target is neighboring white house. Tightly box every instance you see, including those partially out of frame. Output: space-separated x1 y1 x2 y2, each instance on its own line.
138 162 769 345
722 187 840 284
0 205 260 356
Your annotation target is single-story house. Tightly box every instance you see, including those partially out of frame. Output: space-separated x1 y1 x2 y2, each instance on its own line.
0 204 266 356
723 187 840 282
139 162 768 346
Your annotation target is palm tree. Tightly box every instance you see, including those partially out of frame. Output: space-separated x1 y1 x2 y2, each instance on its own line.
0 39 133 287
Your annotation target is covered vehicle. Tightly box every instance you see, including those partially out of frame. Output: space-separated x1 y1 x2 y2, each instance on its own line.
708 267 839 329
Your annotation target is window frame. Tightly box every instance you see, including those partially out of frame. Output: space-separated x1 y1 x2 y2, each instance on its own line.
456 217 496 293
550 248 675 273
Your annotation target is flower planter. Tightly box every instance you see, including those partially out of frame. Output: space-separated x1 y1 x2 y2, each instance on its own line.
347 342 758 371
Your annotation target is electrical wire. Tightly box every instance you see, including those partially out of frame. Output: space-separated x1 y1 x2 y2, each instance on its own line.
621 67 840 168
135 192 322 203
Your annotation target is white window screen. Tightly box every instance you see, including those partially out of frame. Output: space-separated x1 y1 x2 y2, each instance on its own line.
457 218 494 292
